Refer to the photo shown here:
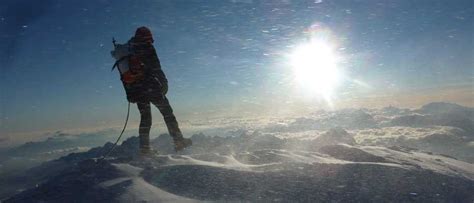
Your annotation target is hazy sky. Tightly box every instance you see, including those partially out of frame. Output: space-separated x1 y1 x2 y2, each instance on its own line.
1 0 473 141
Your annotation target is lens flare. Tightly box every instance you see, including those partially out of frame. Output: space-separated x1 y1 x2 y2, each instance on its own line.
290 37 342 101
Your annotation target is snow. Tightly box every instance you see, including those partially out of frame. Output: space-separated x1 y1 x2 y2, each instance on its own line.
359 146 474 180
99 163 198 203
2 102 474 202
164 154 274 170
5 137 474 202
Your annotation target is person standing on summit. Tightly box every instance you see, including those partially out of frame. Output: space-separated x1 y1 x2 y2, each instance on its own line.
113 26 192 155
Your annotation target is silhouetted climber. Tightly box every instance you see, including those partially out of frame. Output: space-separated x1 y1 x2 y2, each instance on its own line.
112 26 192 155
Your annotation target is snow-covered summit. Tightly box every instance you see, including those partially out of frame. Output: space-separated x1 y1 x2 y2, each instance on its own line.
5 129 474 202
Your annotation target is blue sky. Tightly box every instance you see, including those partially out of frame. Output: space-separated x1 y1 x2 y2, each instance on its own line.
1 0 472 140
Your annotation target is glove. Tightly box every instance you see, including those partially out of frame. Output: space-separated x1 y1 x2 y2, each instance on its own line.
151 76 167 96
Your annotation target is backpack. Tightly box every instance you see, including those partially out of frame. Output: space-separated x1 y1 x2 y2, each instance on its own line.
110 40 145 84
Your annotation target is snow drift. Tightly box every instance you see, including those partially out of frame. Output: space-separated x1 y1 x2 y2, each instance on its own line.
5 129 474 202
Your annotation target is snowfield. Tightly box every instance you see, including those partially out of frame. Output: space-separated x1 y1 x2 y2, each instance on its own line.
5 134 474 202
2 102 474 202
101 163 198 203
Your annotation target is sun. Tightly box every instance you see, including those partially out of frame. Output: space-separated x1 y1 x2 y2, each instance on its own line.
289 38 342 101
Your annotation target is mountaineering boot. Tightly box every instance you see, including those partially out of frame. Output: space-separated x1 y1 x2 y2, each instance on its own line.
174 137 192 152
139 144 151 156
138 133 154 157
164 121 192 151
138 147 159 158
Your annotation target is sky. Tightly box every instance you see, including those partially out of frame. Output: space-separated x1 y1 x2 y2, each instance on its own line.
0 0 473 144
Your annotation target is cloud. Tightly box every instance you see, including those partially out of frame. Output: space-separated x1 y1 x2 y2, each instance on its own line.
180 102 474 163
353 126 468 145
256 102 474 162
0 129 125 176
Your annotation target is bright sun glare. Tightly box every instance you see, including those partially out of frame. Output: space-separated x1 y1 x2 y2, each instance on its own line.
290 38 342 101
